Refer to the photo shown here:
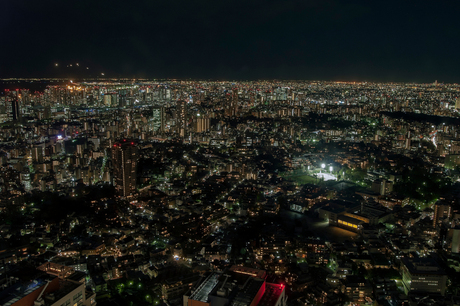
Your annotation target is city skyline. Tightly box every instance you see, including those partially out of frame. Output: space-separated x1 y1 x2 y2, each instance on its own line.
3 0 460 305
1 79 460 305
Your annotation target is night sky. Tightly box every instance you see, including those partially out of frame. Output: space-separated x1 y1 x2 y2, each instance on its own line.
2 0 460 82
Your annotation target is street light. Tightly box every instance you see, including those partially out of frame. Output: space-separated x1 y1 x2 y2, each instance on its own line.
321 164 325 169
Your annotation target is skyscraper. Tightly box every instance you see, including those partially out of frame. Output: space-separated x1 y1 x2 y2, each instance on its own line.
7 99 20 121
176 100 187 137
193 114 209 133
226 88 238 116
152 106 165 133
118 89 127 107
112 140 139 197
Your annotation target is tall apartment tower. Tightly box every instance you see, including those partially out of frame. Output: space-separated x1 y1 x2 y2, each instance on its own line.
433 201 452 227
193 115 210 133
112 140 139 197
152 106 165 133
229 88 238 116
176 100 187 137
118 89 127 107
7 99 20 121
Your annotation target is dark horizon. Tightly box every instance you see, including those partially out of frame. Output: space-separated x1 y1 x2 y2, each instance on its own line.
3 0 460 83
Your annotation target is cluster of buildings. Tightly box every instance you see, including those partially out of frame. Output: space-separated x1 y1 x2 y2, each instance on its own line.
1 79 460 305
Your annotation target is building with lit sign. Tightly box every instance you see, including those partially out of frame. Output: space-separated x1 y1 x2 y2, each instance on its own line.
401 257 447 296
184 267 286 306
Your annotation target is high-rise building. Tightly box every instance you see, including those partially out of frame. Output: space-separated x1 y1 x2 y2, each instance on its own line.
226 88 238 116
152 106 165 133
32 144 45 163
119 89 127 107
103 95 112 106
112 140 139 197
7 99 20 121
176 100 187 137
193 115 209 133
433 201 452 227
20 170 31 192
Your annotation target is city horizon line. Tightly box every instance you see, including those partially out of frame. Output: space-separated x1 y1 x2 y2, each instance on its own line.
0 77 454 85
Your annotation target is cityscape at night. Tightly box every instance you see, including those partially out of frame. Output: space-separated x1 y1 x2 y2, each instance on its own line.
1 79 460 306
3 1 460 306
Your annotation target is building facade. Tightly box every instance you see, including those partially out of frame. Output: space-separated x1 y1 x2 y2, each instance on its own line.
112 141 139 197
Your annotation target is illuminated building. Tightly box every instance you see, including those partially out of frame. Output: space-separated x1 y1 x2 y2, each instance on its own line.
118 89 127 107
337 215 364 232
231 88 238 116
7 99 20 121
0 272 96 306
176 100 187 137
152 106 165 133
31 144 45 163
193 114 209 133
400 257 447 296
342 275 372 304
185 268 286 306
20 170 31 192
112 140 138 197
160 87 171 101
433 201 452 227
103 95 111 106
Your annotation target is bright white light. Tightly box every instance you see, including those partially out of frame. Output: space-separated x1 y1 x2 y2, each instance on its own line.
321 164 325 169
329 166 333 172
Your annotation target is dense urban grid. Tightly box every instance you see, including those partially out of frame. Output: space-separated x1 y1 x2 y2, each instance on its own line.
2 79 460 306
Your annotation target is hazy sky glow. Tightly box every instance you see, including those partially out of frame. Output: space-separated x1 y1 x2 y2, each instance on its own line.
2 0 460 82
